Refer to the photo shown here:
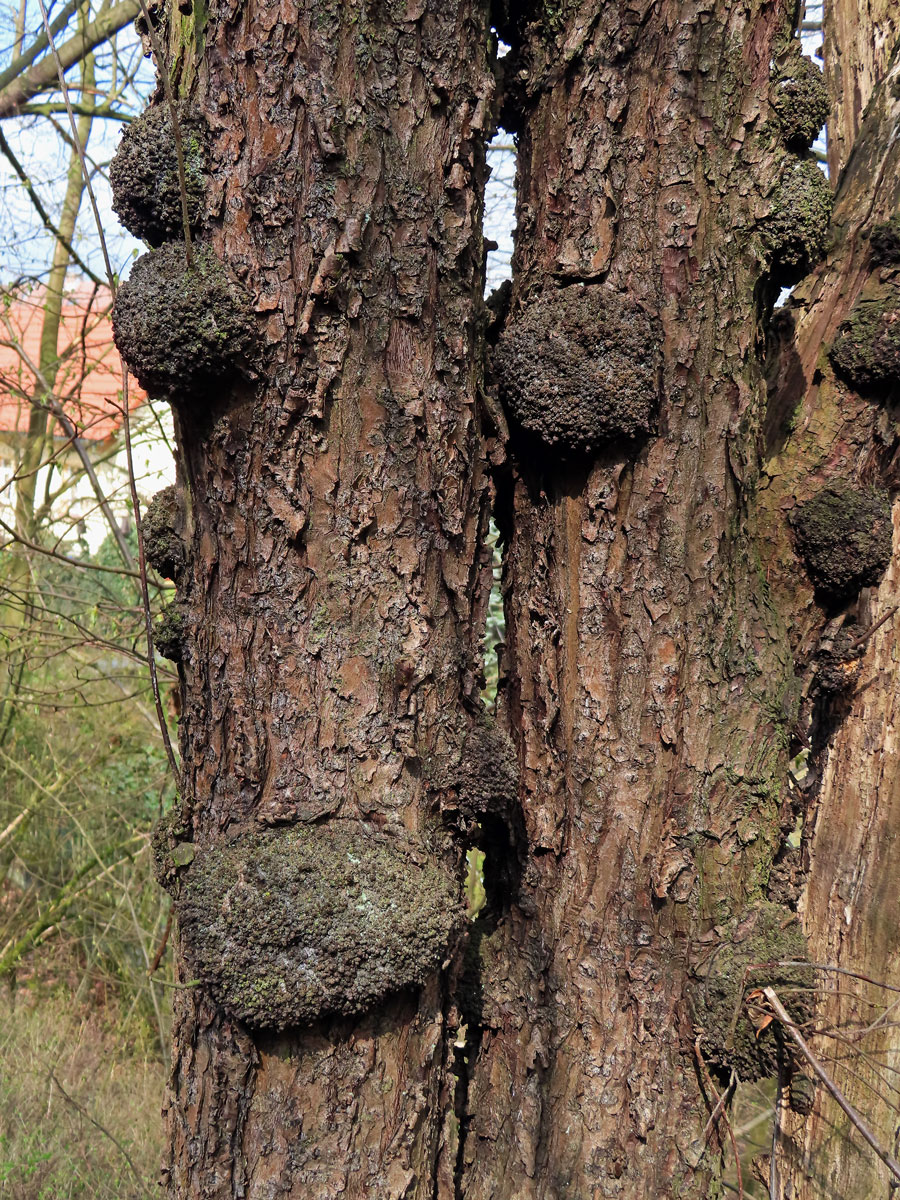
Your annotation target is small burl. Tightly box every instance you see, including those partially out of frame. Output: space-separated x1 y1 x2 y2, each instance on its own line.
493 285 662 453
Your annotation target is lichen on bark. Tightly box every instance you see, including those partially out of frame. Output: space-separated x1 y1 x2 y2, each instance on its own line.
170 824 463 1029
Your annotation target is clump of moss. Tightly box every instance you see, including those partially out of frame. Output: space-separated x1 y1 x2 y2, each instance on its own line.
171 824 463 1029
771 53 828 150
428 716 519 824
142 485 184 579
690 902 814 1081
154 602 186 662
763 158 833 285
828 293 900 392
791 483 892 601
112 243 256 403
110 103 207 247
492 285 662 452
869 216 900 266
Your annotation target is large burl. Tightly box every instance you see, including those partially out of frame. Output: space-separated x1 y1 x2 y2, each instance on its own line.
163 823 463 1029
493 285 663 453
112 242 256 403
109 103 208 248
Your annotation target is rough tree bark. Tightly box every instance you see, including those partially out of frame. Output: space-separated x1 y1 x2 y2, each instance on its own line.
111 0 900 1194
459 0 857 1195
759 22 900 1198
114 0 497 1195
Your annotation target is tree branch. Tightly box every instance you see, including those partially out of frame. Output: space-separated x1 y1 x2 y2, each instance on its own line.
0 0 140 119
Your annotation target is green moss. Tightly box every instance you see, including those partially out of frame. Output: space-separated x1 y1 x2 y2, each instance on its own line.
153 602 186 662
771 52 828 150
690 901 814 1081
112 243 257 404
493 285 663 453
110 103 207 247
172 823 463 1029
142 485 184 580
829 292 900 392
763 158 833 285
791 483 892 600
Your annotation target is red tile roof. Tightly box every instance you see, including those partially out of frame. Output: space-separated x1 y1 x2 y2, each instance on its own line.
0 285 145 441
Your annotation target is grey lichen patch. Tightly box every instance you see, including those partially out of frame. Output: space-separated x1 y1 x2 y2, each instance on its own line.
762 158 833 285
869 216 900 266
172 824 463 1029
771 53 828 150
493 285 662 453
110 103 207 247
690 902 814 1082
154 601 186 662
142 485 184 580
791 483 892 601
112 242 257 403
427 715 519 825
829 293 900 393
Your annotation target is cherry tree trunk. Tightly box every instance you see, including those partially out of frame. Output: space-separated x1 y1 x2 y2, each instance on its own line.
123 0 496 1196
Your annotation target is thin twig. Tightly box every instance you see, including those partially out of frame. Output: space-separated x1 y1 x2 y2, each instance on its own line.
763 987 900 1186
148 905 172 974
48 1069 154 1199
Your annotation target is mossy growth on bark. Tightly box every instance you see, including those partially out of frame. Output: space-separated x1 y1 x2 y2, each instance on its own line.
791 483 892 601
154 602 186 662
690 902 814 1082
112 242 257 403
762 158 833 285
828 293 900 393
142 485 184 579
771 52 828 150
169 824 463 1029
110 103 207 247
493 285 662 453
869 216 900 266
427 714 519 826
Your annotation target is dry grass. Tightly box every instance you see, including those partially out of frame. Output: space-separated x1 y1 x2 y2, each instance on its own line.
0 989 165 1199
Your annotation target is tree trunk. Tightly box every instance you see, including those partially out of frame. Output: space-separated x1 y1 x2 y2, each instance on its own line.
112 0 900 1194
459 0 840 1195
125 0 497 1196
758 27 900 1198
